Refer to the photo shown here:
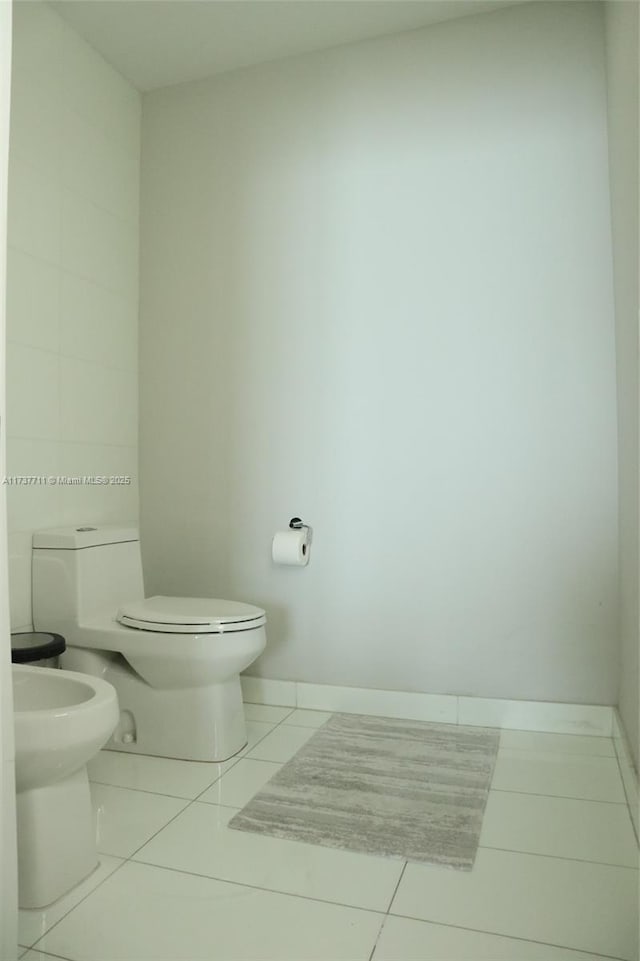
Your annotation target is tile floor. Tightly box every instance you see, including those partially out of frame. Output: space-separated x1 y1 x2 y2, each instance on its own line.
18 706 639 961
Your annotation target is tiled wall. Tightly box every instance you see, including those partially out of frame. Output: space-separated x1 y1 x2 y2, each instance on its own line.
6 3 140 631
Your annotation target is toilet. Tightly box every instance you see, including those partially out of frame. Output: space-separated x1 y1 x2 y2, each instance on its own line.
32 526 267 762
13 664 118 908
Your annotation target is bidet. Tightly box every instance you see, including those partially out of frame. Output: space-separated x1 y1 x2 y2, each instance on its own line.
13 664 118 907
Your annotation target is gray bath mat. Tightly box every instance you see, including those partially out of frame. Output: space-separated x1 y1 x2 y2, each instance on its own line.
229 713 499 870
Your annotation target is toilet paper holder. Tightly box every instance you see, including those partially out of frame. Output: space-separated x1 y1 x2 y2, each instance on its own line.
272 520 312 567
289 517 309 532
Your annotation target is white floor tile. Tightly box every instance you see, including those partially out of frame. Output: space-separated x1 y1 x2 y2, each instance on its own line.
499 731 615 757
391 847 638 960
132 800 404 912
480 790 638 866
90 783 188 858
373 915 614 961
198 758 282 808
88 749 235 799
243 703 293 724
35 860 384 961
285 709 332 728
492 749 626 802
18 710 638 961
246 723 317 762
19 855 123 949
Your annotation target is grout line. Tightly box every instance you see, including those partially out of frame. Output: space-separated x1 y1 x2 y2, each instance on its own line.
6 439 138 452
88 777 245 810
243 715 296 726
491 788 627 805
122 799 240 862
499 730 617 741
279 721 331 730
224 756 284 766
6 241 137 306
20 948 74 961
477 844 639 871
190 800 242 811
497 739 618 750
384 911 631 961
497 749 618 760
243 701 294 709
367 914 389 961
610 725 640 848
6 337 138 377
123 857 389 917
497 743 617 759
114 795 193 860
385 861 407 915
88 778 210 802
495 746 619 761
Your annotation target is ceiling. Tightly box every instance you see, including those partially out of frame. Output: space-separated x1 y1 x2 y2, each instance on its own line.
49 0 520 92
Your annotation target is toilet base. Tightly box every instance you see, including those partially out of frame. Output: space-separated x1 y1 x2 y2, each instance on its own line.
63 647 248 762
106 675 248 761
17 767 97 909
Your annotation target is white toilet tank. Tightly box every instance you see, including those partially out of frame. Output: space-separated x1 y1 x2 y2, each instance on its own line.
33 526 145 627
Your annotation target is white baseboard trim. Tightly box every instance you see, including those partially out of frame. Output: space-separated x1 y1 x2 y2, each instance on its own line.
241 676 297 708
612 710 639 841
240 676 614 737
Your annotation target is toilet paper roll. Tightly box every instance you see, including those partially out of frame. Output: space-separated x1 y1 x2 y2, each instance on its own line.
271 529 310 566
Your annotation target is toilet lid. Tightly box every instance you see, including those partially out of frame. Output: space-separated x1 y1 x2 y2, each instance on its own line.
117 595 266 634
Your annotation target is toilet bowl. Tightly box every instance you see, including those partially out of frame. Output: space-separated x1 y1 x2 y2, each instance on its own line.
32 526 267 762
13 664 118 908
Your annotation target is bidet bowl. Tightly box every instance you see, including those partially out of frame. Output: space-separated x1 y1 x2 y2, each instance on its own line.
13 664 119 791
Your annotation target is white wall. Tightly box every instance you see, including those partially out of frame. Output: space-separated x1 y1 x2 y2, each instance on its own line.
604 1 639 767
140 2 619 705
6 2 140 631
1 1 18 955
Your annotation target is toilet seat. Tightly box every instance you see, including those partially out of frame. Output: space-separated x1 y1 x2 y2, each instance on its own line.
117 595 266 634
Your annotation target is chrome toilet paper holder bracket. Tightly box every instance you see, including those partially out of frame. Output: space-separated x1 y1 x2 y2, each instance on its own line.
289 517 313 554
289 517 309 532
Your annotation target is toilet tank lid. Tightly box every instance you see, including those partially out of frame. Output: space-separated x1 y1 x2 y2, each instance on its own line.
32 526 139 550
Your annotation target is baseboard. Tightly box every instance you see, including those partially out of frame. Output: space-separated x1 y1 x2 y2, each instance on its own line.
240 676 614 737
241 676 297 707
612 710 639 841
